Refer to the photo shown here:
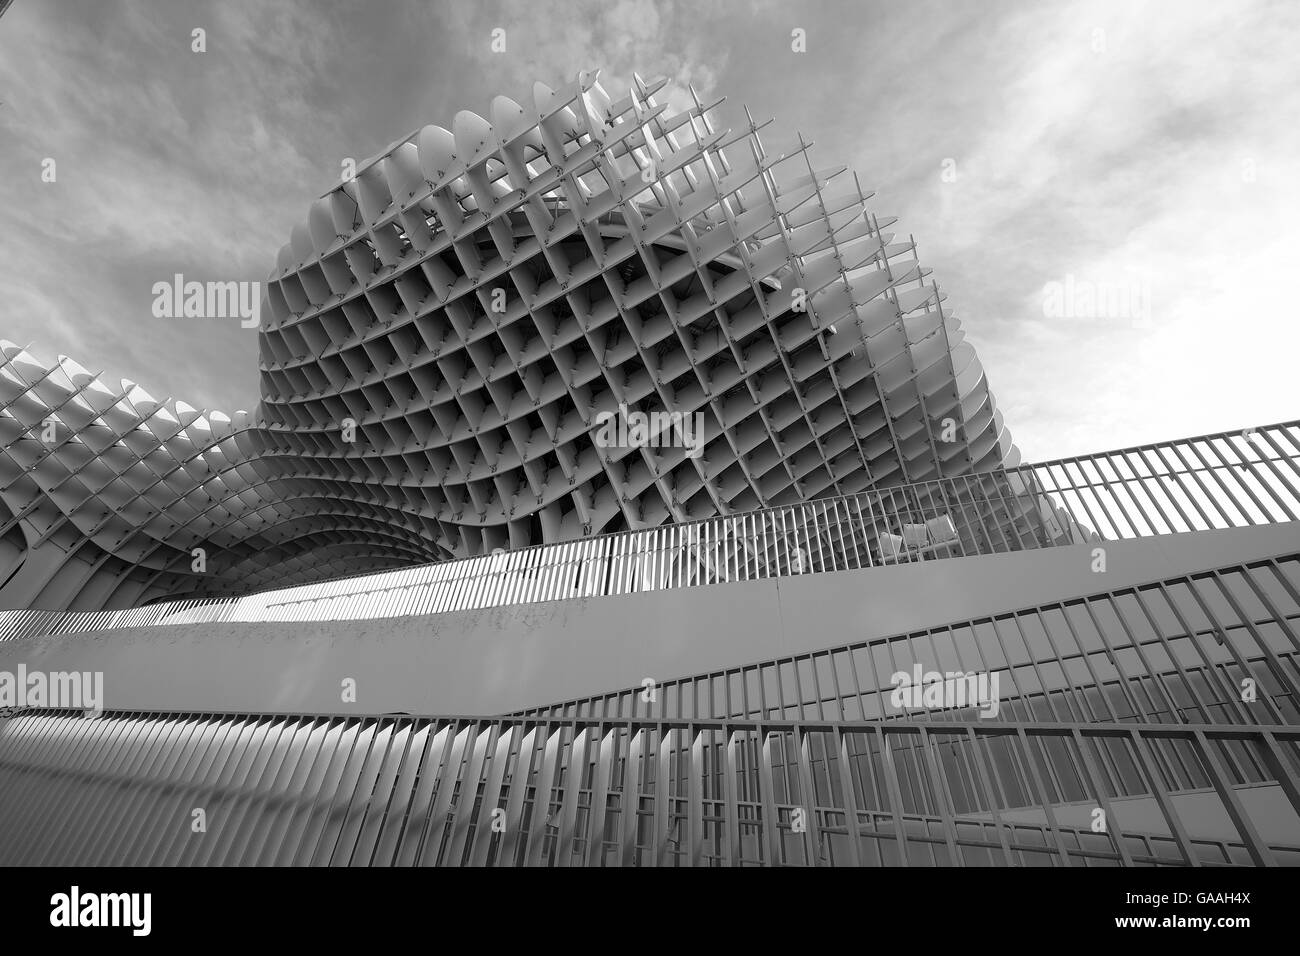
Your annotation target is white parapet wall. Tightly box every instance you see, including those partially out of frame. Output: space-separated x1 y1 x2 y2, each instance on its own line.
0 521 1294 717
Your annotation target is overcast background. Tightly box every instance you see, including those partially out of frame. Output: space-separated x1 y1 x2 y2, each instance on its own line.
1 0 1296 461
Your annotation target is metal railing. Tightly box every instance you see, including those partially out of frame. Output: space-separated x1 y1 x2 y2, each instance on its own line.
1 708 1296 866
1 420 1297 641
521 554 1300 731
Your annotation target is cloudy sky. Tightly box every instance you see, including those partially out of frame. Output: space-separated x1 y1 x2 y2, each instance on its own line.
0 0 1296 462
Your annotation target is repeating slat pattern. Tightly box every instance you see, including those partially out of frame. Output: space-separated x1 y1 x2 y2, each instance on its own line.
2 420 1296 641
4 551 1300 866
0 70 1021 613
0 710 1296 866
0 345 284 607
522 554 1300 729
257 71 1019 563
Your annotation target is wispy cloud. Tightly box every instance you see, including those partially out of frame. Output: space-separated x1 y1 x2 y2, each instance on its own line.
0 0 1295 459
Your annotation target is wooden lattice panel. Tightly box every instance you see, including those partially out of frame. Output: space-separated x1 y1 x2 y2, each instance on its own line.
0 72 1016 610
258 72 1017 562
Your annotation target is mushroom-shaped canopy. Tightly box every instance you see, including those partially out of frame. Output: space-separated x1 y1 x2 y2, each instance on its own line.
417 125 456 183
9 346 49 384
58 355 96 388
207 410 233 441
308 196 337 254
355 163 394 227
490 95 528 142
124 381 160 416
289 220 315 268
275 243 297 278
452 110 494 161
384 142 424 202
533 81 581 137
331 181 362 237
174 400 205 429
